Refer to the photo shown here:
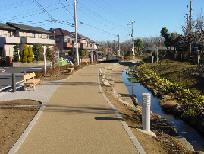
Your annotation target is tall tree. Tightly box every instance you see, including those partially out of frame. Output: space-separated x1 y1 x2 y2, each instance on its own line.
22 44 28 63
161 27 172 49
27 46 33 62
13 43 20 62
46 45 52 60
33 43 43 61
134 39 143 55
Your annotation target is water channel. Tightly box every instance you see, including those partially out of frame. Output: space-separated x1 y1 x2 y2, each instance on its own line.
122 68 204 152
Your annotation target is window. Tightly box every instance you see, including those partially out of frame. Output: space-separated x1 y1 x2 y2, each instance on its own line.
8 31 14 37
90 44 92 47
67 38 70 43
32 33 35 38
56 38 60 42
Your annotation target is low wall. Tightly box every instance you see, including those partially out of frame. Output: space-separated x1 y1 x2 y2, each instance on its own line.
81 58 90 63
12 61 51 67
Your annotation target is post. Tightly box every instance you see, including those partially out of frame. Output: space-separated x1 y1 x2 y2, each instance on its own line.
156 48 159 63
131 21 135 58
117 34 120 56
12 73 16 92
74 0 79 66
43 46 46 75
152 55 154 63
198 54 200 65
91 50 93 64
142 93 151 132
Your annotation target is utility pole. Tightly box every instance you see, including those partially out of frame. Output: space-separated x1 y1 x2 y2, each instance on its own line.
74 0 79 66
128 21 135 58
189 0 192 57
117 34 120 56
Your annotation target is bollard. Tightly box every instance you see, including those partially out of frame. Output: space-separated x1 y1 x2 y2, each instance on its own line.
12 73 16 92
152 56 154 63
142 93 151 132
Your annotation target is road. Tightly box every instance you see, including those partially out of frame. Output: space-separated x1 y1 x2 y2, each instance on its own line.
0 66 49 91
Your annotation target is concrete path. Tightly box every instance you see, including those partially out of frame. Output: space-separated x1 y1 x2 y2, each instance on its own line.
103 63 135 107
13 63 138 154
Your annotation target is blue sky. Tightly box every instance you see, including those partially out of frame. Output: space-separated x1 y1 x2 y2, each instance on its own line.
0 0 204 42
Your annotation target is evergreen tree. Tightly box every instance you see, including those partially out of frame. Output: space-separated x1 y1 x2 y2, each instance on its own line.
134 39 143 55
33 43 43 61
27 46 34 62
22 44 28 63
13 43 20 62
46 45 52 60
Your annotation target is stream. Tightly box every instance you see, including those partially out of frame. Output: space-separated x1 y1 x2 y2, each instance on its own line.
122 69 204 152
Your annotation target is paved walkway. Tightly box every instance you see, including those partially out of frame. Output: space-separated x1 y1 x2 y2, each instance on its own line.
5 63 140 154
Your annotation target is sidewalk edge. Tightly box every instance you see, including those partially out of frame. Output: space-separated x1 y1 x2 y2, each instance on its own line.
98 69 146 154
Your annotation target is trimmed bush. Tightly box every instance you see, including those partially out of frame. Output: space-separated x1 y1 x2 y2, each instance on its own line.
27 46 34 63
22 44 28 63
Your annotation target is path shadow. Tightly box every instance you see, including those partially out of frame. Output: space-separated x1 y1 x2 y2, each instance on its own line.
42 81 98 86
95 117 123 121
44 104 115 115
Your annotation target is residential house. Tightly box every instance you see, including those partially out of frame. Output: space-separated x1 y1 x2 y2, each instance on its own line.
49 28 79 58
50 28 96 58
77 34 96 53
0 22 55 64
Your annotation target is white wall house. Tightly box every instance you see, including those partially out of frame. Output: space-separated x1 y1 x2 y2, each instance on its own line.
0 22 55 62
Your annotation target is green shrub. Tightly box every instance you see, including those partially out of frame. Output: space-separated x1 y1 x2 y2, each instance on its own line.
33 43 43 61
22 56 27 63
27 46 33 63
22 44 28 63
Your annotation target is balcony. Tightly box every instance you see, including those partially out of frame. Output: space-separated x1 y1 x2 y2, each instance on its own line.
64 42 73 48
0 37 20 44
21 37 55 44
64 42 80 48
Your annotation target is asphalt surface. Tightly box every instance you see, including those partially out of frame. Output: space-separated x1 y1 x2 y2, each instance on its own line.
1 63 143 154
0 66 50 90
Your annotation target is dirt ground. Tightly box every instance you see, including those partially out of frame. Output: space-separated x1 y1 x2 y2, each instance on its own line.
0 100 40 154
0 62 196 154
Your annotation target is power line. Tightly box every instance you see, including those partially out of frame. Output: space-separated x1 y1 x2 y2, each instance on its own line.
0 1 60 22
93 0 131 25
77 7 115 31
59 0 74 19
77 1 121 29
33 0 57 22
0 0 32 12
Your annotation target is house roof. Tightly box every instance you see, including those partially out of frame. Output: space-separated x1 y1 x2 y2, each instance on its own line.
52 28 73 37
71 32 90 40
90 40 95 43
0 23 16 30
6 22 51 34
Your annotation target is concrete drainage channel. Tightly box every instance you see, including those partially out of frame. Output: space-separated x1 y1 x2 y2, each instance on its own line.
98 68 146 154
